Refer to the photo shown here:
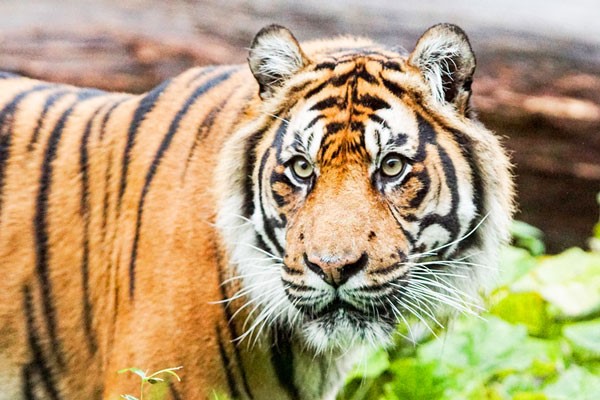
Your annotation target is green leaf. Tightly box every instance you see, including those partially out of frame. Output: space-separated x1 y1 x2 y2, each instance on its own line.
117 367 146 379
513 394 548 400
146 377 164 384
562 319 600 360
417 316 563 399
497 246 538 288
490 291 551 336
543 365 600 400
511 221 546 256
120 395 139 400
385 358 445 400
511 248 600 318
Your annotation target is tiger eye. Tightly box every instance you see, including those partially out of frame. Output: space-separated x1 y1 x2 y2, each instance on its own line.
291 156 314 180
381 154 405 177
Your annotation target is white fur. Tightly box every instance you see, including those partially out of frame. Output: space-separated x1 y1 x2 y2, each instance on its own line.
409 27 473 105
249 31 306 86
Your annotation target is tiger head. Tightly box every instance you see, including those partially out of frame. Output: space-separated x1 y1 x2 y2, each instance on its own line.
217 24 514 352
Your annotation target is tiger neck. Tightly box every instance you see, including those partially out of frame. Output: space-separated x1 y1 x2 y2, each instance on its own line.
231 326 360 400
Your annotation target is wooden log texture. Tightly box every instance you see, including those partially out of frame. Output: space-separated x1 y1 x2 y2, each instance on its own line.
1 0 598 251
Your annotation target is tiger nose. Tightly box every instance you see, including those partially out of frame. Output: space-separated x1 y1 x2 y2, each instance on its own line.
303 252 368 287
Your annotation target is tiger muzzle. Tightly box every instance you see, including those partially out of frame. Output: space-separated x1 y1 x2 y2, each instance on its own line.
303 252 368 287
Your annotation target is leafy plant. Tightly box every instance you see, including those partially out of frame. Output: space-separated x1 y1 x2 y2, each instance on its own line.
118 366 182 400
339 219 600 400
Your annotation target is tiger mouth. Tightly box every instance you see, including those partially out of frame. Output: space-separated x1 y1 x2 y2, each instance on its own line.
299 296 397 324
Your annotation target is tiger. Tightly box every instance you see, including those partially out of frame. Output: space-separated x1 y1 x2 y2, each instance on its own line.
0 23 514 399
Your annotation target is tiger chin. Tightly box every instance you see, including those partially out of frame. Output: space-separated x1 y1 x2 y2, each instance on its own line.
0 23 513 400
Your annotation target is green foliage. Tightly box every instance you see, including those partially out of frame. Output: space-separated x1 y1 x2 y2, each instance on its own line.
339 220 600 400
118 366 182 400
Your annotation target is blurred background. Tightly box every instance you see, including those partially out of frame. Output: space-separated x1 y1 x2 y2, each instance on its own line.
1 0 598 250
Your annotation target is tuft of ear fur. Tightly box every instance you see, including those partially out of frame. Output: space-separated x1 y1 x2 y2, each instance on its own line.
409 23 476 114
248 24 309 99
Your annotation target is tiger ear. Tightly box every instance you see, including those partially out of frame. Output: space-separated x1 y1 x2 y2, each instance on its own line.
248 24 309 99
408 23 476 114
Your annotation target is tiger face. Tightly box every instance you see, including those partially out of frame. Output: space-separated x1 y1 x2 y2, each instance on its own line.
218 24 513 353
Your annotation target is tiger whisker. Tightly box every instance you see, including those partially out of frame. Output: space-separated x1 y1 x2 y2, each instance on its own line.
413 259 495 272
221 268 282 285
408 272 482 305
229 285 283 323
212 277 281 304
391 293 437 337
237 293 290 345
232 241 283 260
402 290 444 330
263 112 290 124
408 268 470 280
385 295 417 344
399 281 481 316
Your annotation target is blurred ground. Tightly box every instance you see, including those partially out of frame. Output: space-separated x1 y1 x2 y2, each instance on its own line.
0 0 598 251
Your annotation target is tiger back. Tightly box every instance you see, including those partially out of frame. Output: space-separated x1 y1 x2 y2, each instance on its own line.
0 24 514 399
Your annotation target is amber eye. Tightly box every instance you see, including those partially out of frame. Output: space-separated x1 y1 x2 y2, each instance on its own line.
380 153 405 177
290 156 314 180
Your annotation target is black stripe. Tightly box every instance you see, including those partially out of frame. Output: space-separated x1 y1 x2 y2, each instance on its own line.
117 79 171 211
102 150 113 245
98 98 128 141
22 364 36 400
116 69 214 210
325 121 345 135
181 95 230 181
304 80 330 99
216 326 241 399
242 127 268 218
356 66 378 83
79 105 105 354
313 61 338 70
99 100 125 243
22 284 62 400
28 90 72 151
413 115 463 252
215 242 255 399
450 128 484 252
310 96 338 111
281 263 303 276
412 96 484 253
381 77 405 97
330 70 355 87
257 123 287 256
271 329 300 400
0 85 51 223
34 92 99 368
356 94 390 110
169 383 183 400
382 60 404 71
128 69 235 298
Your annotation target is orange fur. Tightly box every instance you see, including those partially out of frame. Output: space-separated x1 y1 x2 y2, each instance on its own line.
0 24 514 400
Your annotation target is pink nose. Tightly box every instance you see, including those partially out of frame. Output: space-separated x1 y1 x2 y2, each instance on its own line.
303 252 368 287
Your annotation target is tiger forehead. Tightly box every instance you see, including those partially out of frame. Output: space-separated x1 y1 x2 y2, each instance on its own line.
309 46 408 71
298 57 406 166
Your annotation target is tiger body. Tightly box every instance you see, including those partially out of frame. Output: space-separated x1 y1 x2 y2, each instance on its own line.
0 25 514 400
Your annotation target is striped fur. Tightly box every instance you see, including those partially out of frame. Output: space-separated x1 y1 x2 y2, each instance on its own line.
0 24 514 399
